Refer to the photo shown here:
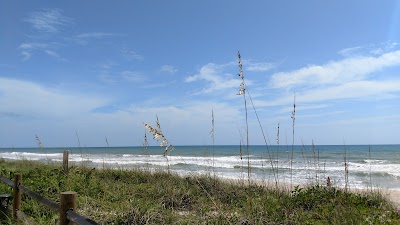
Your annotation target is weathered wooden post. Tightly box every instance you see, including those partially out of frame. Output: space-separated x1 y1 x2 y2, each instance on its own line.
13 174 21 218
60 191 77 225
63 150 69 176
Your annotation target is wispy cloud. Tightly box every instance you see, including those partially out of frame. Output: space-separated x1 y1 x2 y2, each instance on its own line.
121 48 144 61
73 32 119 45
270 50 400 88
75 32 116 39
338 43 399 57
337 46 363 57
246 61 275 72
160 65 178 74
0 77 108 119
24 8 72 33
257 80 400 107
121 71 146 82
248 47 400 108
43 50 63 60
276 104 331 114
298 80 400 103
18 43 46 60
20 50 32 61
99 70 146 84
98 61 117 70
17 42 65 61
123 100 242 144
184 62 240 94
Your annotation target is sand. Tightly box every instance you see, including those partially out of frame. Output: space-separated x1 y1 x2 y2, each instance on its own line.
382 189 400 209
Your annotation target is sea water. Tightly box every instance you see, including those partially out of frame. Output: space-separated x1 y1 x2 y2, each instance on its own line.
0 145 399 190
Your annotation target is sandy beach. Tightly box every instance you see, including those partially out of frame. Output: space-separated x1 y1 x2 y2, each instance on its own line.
382 189 400 208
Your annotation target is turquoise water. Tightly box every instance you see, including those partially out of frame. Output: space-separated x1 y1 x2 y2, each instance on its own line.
0 145 399 190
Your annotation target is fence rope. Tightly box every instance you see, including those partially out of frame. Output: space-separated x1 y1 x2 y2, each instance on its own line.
0 173 99 225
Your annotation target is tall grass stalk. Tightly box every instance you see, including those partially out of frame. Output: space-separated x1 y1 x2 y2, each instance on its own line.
368 145 372 190
237 51 250 180
35 134 48 163
312 140 318 184
144 117 226 221
237 51 277 185
144 116 174 172
344 144 349 192
300 140 310 180
246 89 278 183
210 109 215 169
103 136 112 169
285 129 289 185
238 130 245 182
141 131 150 170
318 147 320 180
75 129 83 162
290 93 296 189
105 136 109 148
276 123 280 182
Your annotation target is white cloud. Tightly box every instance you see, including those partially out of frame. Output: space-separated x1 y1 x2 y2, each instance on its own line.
73 32 118 45
20 51 32 61
258 80 400 107
98 61 117 70
24 8 72 33
246 62 275 72
99 70 146 84
0 77 108 119
17 42 64 61
121 48 144 61
121 71 146 82
184 63 241 94
270 50 400 88
160 65 178 74
299 80 400 103
123 101 243 145
337 46 363 57
0 77 243 146
18 43 42 60
18 43 48 50
44 50 63 59
276 104 331 114
75 32 116 39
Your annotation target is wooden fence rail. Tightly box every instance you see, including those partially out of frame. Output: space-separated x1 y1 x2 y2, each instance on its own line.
0 173 98 225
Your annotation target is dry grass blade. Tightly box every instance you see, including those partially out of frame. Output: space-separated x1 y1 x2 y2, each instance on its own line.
237 51 250 180
35 134 44 150
35 134 49 162
290 93 296 190
144 116 174 157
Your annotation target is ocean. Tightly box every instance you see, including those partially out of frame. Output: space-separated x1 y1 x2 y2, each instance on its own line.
0 145 399 190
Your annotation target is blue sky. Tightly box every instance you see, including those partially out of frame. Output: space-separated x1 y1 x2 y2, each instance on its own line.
1 1 400 147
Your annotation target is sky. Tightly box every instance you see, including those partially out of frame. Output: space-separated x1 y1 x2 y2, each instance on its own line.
1 1 400 147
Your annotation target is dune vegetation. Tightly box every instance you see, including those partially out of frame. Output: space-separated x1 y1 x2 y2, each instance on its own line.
0 159 399 224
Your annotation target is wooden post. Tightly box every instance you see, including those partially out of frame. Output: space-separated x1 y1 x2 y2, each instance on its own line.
63 150 69 176
60 191 77 225
13 174 22 218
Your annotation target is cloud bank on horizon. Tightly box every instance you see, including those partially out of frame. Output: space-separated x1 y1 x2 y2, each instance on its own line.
1 1 400 147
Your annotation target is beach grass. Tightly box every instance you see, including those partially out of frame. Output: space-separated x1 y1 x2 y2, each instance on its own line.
0 159 399 224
